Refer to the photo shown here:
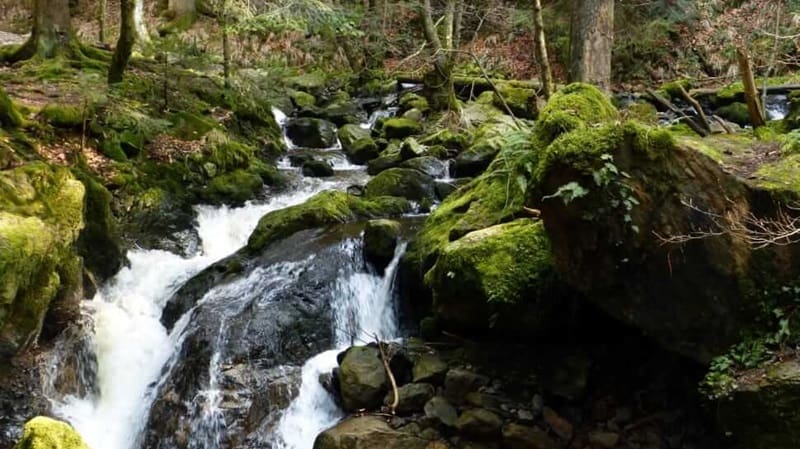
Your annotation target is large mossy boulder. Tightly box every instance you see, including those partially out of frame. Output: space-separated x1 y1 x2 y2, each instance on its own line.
367 143 404 176
338 124 370 153
534 83 618 145
713 358 800 449
382 118 422 139
247 191 411 253
425 220 557 332
363 219 401 272
365 168 437 202
13 417 89 449
453 115 517 177
201 169 264 205
533 121 800 362
286 117 338 148
0 163 85 360
338 345 388 411
493 85 538 120
0 88 23 128
314 416 432 449
73 172 124 282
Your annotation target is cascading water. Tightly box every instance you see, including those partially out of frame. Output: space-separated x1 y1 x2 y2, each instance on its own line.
272 242 407 449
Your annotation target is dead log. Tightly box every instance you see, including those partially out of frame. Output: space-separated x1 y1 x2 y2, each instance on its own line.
646 89 709 137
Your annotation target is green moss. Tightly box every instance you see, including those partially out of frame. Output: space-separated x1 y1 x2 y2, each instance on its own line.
419 129 471 151
40 104 83 129
779 130 800 155
493 86 538 119
247 191 411 253
99 137 128 162
534 83 618 145
382 118 422 139
656 79 692 100
286 72 327 96
203 169 264 205
169 111 217 140
72 171 124 280
365 168 435 201
623 102 658 125
399 92 430 112
290 90 316 109
787 91 800 131
13 416 89 449
0 87 23 128
717 75 800 102
753 154 800 198
716 102 751 127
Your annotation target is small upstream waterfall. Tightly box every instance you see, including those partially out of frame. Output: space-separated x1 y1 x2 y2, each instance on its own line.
272 243 407 449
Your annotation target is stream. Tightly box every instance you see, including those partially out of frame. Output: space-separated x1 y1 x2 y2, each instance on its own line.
44 100 410 449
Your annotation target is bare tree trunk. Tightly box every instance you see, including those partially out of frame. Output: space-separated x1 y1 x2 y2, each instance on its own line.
99 0 107 43
134 0 150 43
569 0 614 91
532 0 554 98
108 0 136 84
421 0 460 111
737 47 766 128
8 0 73 62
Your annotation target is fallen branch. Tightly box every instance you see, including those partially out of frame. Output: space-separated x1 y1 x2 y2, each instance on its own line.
375 336 399 415
677 85 711 133
646 89 709 137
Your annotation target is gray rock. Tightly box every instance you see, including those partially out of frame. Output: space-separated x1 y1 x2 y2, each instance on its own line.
401 156 448 179
456 408 503 439
424 396 458 428
384 383 436 415
412 353 449 384
314 416 430 449
302 159 335 178
400 137 426 160
339 345 388 411
363 219 401 272
286 118 337 148
444 369 489 404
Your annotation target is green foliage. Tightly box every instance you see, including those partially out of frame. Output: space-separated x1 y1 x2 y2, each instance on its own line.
13 416 89 449
236 0 362 38
39 104 84 129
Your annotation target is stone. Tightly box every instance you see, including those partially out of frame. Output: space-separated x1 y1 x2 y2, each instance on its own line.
588 431 620 448
290 90 316 109
542 408 573 441
455 409 503 439
493 86 538 120
314 416 430 449
400 157 448 179
348 137 381 164
302 159 335 178
365 168 437 202
502 423 561 449
444 369 489 404
13 416 89 449
384 383 436 415
399 92 430 112
403 108 423 122
453 144 498 177
413 353 449 384
338 124 371 152
383 118 422 139
286 117 338 148
400 137 426 160
424 396 459 428
338 345 388 411
363 219 402 272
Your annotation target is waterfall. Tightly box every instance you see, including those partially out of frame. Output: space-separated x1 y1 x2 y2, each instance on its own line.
272 243 407 449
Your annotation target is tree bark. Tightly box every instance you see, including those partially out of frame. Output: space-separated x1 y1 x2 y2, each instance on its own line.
134 0 150 43
108 0 136 84
420 0 460 111
98 0 107 43
532 0 554 98
736 47 766 128
569 0 614 91
9 0 73 62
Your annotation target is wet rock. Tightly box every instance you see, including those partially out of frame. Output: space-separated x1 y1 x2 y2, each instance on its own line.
588 431 619 448
543 408 573 441
339 345 388 411
424 396 459 428
286 118 337 148
493 86 538 120
413 353 448 384
453 145 498 177
403 108 423 122
365 168 436 202
444 369 489 404
12 417 89 449
349 138 381 164
384 383 436 415
367 143 404 176
338 124 371 152
383 118 421 139
456 409 503 439
400 157 448 179
320 102 366 127
363 219 401 272
399 93 429 113
302 159 335 178
289 90 316 109
314 416 430 449
502 423 561 449
400 138 426 160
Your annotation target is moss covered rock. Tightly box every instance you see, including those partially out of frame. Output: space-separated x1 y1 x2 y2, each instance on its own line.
425 220 555 331
286 117 337 149
73 172 124 281
13 416 89 449
0 163 85 360
314 416 430 449
493 86 538 120
202 169 264 205
534 83 618 145
382 118 422 139
363 219 401 271
365 168 436 202
715 102 751 127
247 191 411 253
367 142 404 176
39 104 83 129
787 91 800 131
453 115 516 177
399 92 430 113
169 111 218 140
301 159 335 178
338 345 388 411
0 87 23 128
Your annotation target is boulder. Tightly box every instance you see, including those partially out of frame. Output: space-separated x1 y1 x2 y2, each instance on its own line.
320 101 366 127
339 125 380 164
367 143 404 176
533 82 618 145
302 159 335 178
787 91 800 130
0 163 85 361
715 102 750 127
338 124 371 151
424 396 458 427
286 118 338 148
493 86 538 119
400 157 448 179
290 90 316 109
425 220 556 332
339 345 388 411
13 417 89 449
400 138 426 160
453 144 499 177
383 118 422 139
363 219 401 271
286 73 327 98
456 409 503 439
314 416 431 449
502 423 561 449
420 129 470 152
444 369 489 404
399 92 430 113
384 383 435 415
412 353 448 384
403 108 423 122
365 168 436 202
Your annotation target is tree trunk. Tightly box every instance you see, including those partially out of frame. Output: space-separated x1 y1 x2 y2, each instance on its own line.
532 0 554 98
168 0 195 16
134 0 150 43
569 0 614 91
108 0 136 84
9 0 73 62
222 24 231 88
420 0 460 111
736 47 766 128
98 0 107 43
